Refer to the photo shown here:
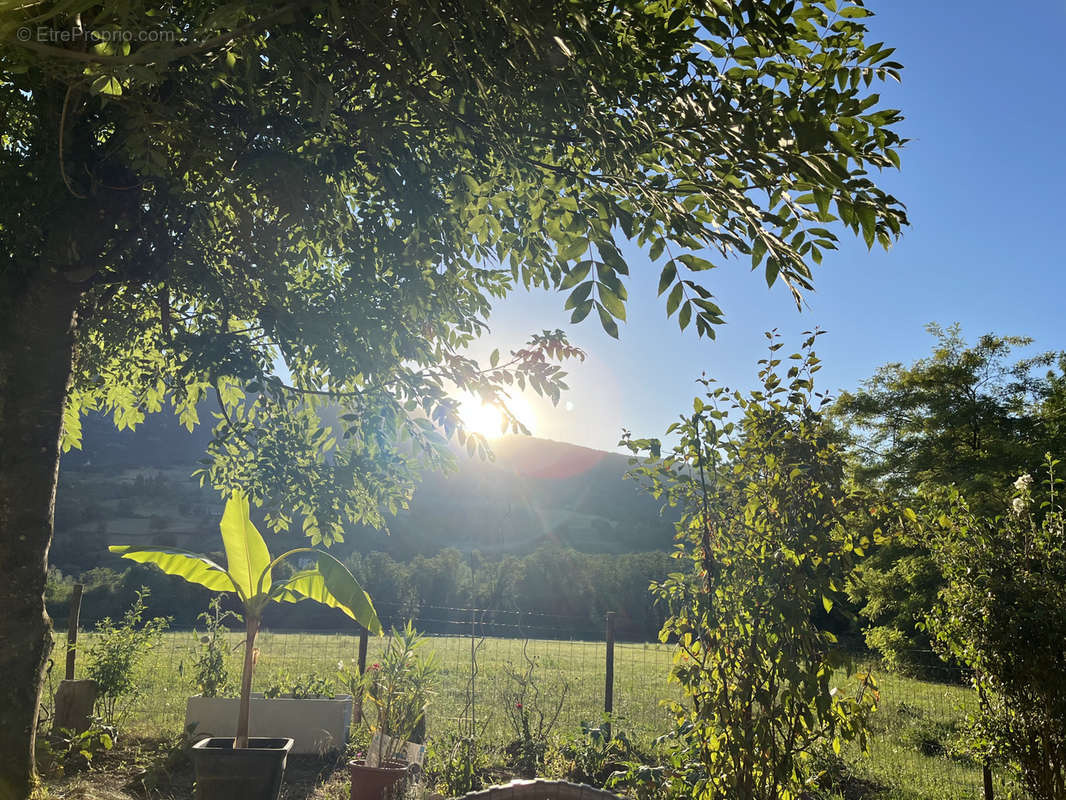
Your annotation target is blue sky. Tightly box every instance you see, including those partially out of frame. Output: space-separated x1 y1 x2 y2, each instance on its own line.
464 0 1066 453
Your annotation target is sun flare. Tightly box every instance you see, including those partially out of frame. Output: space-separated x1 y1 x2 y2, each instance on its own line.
459 393 534 438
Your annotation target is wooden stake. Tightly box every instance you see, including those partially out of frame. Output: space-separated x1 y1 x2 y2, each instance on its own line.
354 626 369 723
65 583 83 680
604 612 616 714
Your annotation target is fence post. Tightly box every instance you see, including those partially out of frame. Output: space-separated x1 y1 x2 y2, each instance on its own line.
353 626 369 723
604 611 616 715
470 607 477 739
983 762 994 800
65 583 83 680
55 583 95 734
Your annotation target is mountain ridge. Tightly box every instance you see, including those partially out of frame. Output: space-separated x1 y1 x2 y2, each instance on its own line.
51 412 676 573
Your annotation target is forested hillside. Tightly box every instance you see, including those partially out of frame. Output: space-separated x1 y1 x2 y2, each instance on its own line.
50 411 676 636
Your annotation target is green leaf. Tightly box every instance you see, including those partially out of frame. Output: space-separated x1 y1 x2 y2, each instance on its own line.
109 546 236 594
765 260 780 288
90 75 122 97
597 304 619 338
666 281 684 316
558 237 589 262
857 204 877 248
678 254 716 272
599 285 627 320
219 492 272 599
813 188 832 217
570 300 594 323
564 280 594 310
271 553 381 633
822 595 834 613
658 261 677 296
552 35 572 58
560 260 592 290
751 238 767 268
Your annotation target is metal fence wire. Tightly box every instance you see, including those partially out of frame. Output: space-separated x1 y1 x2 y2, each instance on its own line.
51 601 1028 800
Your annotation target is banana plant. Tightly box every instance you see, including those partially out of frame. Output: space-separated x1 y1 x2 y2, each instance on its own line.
110 491 381 748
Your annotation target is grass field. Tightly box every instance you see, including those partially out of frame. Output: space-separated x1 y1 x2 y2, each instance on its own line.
51 630 1024 800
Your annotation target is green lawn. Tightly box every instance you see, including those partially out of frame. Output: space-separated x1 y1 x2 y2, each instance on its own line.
53 630 1023 799
844 665 1020 800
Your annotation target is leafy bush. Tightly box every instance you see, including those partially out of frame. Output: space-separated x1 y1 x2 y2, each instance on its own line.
925 457 1066 799
833 326 1066 676
264 672 336 699
85 587 170 725
428 734 486 797
558 717 643 787
621 333 880 800
847 545 948 678
359 622 439 764
190 597 240 697
35 719 115 777
607 727 700 800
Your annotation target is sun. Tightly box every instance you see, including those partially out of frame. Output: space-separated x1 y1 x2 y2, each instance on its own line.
458 393 534 438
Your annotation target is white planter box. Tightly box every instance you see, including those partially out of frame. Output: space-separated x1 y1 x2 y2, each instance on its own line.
185 694 353 755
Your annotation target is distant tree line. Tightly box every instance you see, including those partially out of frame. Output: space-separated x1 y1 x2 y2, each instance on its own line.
47 546 674 641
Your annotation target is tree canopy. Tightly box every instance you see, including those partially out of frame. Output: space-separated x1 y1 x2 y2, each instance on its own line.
835 324 1066 673
834 323 1065 511
0 2 906 797
1 1 907 533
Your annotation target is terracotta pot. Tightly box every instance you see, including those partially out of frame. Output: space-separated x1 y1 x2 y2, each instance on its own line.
349 759 408 800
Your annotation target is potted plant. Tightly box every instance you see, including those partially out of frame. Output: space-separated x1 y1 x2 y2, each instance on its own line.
349 623 439 800
184 605 357 755
111 491 381 800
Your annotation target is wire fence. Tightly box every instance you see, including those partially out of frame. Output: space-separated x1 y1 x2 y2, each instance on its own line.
51 600 1027 799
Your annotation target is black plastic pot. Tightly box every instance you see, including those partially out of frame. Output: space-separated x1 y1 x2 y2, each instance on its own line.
191 737 294 800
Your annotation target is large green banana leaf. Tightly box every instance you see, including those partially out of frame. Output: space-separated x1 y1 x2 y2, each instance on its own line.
219 492 272 598
108 546 236 594
271 552 381 634
111 494 379 632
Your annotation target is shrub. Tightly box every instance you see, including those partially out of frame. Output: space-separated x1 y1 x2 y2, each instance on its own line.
429 734 487 797
558 717 643 788
85 587 170 725
925 457 1066 799
264 672 336 699
359 622 439 764
621 332 880 800
190 597 240 698
35 719 115 777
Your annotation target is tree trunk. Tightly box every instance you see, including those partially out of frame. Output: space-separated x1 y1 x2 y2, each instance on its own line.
235 615 260 749
0 275 83 800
